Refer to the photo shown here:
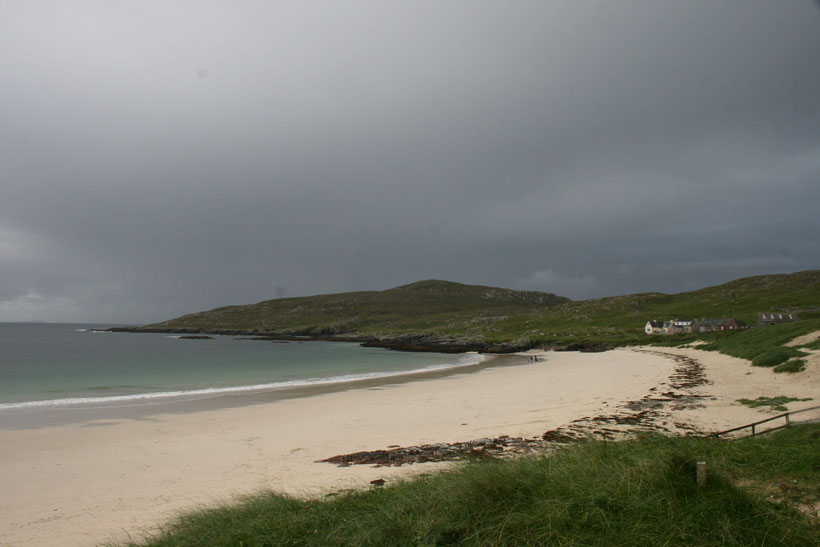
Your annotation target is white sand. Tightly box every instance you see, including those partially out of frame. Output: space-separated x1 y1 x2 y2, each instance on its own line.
640 346 818 434
1 347 817 546
785 329 820 347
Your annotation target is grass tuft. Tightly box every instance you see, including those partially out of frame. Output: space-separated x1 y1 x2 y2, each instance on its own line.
773 359 808 373
736 396 812 412
752 349 797 367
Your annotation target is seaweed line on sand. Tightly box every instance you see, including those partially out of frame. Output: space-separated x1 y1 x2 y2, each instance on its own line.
318 350 713 469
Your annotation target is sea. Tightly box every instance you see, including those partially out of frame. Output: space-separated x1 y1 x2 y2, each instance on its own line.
0 323 483 415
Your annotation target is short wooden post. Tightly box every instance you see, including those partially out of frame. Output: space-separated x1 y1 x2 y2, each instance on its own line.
751 424 755 436
697 461 707 487
786 414 791 428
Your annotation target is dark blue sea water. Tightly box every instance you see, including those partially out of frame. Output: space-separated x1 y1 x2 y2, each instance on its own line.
0 323 482 411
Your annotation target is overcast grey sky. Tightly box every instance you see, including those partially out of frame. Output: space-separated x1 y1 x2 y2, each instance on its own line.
1 1 819 324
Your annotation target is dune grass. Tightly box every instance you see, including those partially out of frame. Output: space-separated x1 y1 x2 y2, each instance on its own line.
751 348 803 368
644 315 819 375
737 396 813 412
774 360 808 373
804 338 820 350
698 318 820 362
692 317 820 374
124 425 819 546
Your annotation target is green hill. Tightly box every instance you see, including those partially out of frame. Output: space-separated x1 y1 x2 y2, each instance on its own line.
145 280 569 343
492 270 820 346
131 270 820 351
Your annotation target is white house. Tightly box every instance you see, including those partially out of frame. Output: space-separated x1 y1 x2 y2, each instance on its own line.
645 319 699 335
645 320 667 335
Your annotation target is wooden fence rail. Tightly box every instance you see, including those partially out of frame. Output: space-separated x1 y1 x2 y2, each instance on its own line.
711 404 820 439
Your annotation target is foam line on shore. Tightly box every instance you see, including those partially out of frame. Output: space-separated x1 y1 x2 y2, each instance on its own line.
0 353 485 412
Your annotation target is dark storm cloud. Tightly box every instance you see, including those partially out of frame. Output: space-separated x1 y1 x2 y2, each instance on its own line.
1 1 818 322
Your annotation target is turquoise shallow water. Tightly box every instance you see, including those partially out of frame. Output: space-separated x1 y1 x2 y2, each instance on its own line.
0 323 481 410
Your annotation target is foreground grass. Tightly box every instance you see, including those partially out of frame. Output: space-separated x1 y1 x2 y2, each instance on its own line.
125 425 819 546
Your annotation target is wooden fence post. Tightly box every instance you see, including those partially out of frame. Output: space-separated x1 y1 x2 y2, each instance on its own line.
697 461 707 487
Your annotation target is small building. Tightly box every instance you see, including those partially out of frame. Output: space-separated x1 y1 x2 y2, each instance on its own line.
668 319 699 334
645 319 700 335
699 318 750 332
757 313 798 327
645 320 668 335
699 318 723 332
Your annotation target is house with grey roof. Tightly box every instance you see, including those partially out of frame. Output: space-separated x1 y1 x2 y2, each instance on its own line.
699 318 749 332
668 319 699 334
757 313 798 327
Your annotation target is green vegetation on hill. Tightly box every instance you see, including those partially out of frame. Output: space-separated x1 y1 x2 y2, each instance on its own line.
150 280 570 339
504 270 820 347
122 424 820 547
651 316 820 373
144 271 820 351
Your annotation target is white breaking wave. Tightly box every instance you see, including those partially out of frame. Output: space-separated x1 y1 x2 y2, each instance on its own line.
0 353 484 412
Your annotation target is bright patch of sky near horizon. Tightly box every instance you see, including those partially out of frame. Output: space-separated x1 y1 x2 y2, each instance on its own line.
1 1 819 323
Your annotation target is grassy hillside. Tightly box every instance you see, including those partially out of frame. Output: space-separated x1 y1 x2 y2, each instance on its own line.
148 280 570 338
122 424 820 547
492 270 820 346
143 271 820 349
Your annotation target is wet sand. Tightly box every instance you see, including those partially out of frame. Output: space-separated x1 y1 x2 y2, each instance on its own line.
0 353 521 431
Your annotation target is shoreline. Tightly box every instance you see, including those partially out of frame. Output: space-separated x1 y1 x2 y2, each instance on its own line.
1 346 816 547
0 353 524 431
104 326 611 353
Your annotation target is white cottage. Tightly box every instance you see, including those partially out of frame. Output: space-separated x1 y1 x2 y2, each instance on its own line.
645 320 667 335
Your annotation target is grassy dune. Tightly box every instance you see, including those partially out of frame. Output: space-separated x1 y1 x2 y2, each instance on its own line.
649 315 820 373
701 319 820 371
124 424 820 546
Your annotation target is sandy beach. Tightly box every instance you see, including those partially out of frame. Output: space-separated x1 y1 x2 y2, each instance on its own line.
1 346 817 547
